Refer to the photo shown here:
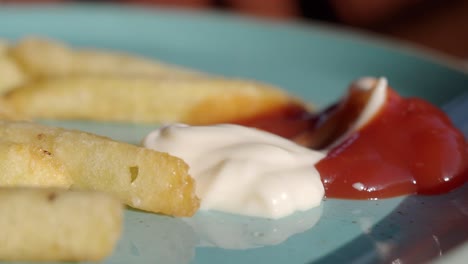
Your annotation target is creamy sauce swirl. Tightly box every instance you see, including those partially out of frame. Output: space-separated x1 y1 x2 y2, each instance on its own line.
143 124 325 219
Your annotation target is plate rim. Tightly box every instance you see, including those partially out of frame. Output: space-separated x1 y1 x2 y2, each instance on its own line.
2 2 467 77
1 3 467 263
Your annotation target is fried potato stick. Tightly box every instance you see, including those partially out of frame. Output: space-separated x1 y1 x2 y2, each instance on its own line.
0 140 72 187
0 120 199 216
9 37 203 79
0 97 25 121
0 39 9 54
0 187 122 262
0 55 26 94
4 77 298 124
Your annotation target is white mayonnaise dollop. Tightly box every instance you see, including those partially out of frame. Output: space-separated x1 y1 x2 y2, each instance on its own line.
143 124 325 219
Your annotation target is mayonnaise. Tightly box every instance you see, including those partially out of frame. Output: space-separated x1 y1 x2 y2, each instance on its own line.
351 77 387 131
327 77 388 150
143 124 325 219
143 77 388 219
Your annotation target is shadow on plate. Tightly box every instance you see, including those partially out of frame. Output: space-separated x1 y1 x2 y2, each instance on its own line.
313 182 468 264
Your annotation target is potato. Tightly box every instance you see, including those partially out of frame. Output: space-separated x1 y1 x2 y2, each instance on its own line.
4 77 297 124
0 187 122 261
0 140 71 187
9 37 203 79
0 55 27 94
3 37 307 126
0 97 25 120
0 120 200 216
0 39 9 54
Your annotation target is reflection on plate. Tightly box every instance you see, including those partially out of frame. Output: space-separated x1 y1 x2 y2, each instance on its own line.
1 4 467 264
108 210 196 264
183 206 322 249
108 206 322 264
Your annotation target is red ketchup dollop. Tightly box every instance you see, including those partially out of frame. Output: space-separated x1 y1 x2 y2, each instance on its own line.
235 82 468 200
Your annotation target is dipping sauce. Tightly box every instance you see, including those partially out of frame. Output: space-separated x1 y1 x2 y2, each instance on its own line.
231 103 314 140
237 77 467 200
144 77 467 217
316 78 468 199
143 124 325 219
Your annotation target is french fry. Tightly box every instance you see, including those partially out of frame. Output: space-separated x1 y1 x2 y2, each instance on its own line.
4 77 298 124
9 37 203 79
3 37 308 126
0 42 26 117
0 39 8 54
0 97 25 121
0 55 26 94
0 140 72 187
0 187 122 261
0 120 200 216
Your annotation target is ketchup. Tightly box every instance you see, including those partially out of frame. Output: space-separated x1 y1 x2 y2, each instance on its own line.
316 88 467 199
235 82 468 200
231 103 314 140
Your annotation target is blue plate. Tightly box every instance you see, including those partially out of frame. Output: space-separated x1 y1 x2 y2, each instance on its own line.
1 4 467 264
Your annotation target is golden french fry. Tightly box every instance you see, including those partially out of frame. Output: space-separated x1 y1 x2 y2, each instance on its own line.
9 37 203 79
0 120 199 216
0 39 9 54
0 55 27 94
0 140 71 187
0 97 25 121
0 187 122 262
4 77 298 124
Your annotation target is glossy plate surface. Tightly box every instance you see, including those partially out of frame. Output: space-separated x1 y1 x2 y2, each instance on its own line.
1 4 467 264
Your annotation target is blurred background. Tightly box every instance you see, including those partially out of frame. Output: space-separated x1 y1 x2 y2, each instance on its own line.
2 0 468 67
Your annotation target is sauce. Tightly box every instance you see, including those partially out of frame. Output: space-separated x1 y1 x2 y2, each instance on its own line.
142 77 466 217
234 77 467 199
234 78 387 150
316 83 467 199
232 103 314 140
143 124 325 219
